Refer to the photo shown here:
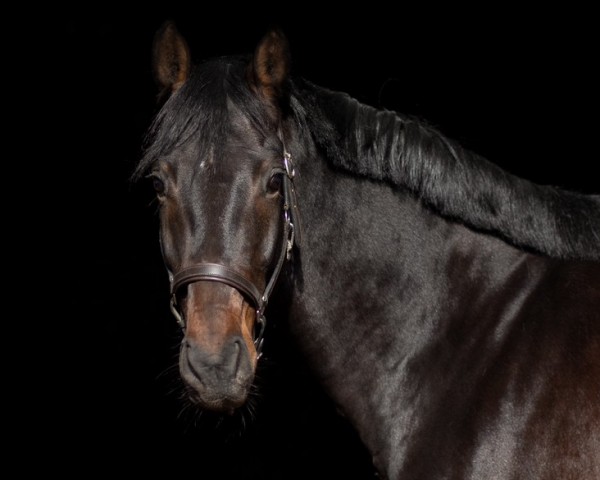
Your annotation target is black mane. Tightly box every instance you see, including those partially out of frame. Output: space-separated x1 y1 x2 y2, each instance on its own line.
290 79 600 260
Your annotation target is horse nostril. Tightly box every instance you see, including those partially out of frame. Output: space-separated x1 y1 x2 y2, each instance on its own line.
232 339 243 372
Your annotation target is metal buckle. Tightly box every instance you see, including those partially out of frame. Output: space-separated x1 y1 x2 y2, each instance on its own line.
283 151 294 178
254 305 267 358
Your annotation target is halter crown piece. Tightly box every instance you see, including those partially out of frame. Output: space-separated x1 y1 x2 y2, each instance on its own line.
166 146 301 359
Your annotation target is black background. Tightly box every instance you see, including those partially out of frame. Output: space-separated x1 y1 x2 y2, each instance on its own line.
34 4 598 478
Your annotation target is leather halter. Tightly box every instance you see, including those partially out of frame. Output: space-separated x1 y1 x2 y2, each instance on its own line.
166 149 301 358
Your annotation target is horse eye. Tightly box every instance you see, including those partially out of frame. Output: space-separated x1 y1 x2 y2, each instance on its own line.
267 173 282 194
151 176 166 196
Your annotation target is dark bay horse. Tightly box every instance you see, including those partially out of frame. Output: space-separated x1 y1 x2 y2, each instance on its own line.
133 21 600 479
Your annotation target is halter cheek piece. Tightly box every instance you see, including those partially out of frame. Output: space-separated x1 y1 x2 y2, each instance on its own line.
165 149 301 359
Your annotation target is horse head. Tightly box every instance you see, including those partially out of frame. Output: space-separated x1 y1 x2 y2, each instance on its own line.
143 22 296 413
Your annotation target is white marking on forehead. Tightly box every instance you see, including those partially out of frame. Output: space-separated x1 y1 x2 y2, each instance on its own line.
198 144 216 169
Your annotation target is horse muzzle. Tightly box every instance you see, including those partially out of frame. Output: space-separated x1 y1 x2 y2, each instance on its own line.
179 334 254 412
176 282 258 412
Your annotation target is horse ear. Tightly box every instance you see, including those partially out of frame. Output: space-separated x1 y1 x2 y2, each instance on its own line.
247 28 291 112
152 20 191 100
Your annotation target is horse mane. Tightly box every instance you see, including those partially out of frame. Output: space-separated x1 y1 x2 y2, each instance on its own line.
290 79 600 260
132 51 600 261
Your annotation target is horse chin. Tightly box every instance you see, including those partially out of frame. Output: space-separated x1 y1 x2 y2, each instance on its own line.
185 375 252 412
186 386 250 415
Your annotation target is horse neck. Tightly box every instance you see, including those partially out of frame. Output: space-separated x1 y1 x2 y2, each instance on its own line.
287 141 556 472
282 93 571 474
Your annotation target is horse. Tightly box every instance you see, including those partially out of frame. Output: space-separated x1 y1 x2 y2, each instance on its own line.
132 21 600 479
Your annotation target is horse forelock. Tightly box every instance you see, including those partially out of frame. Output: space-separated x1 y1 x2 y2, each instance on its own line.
133 55 276 181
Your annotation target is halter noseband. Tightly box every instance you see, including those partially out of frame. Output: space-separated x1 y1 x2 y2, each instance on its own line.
167 149 301 358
